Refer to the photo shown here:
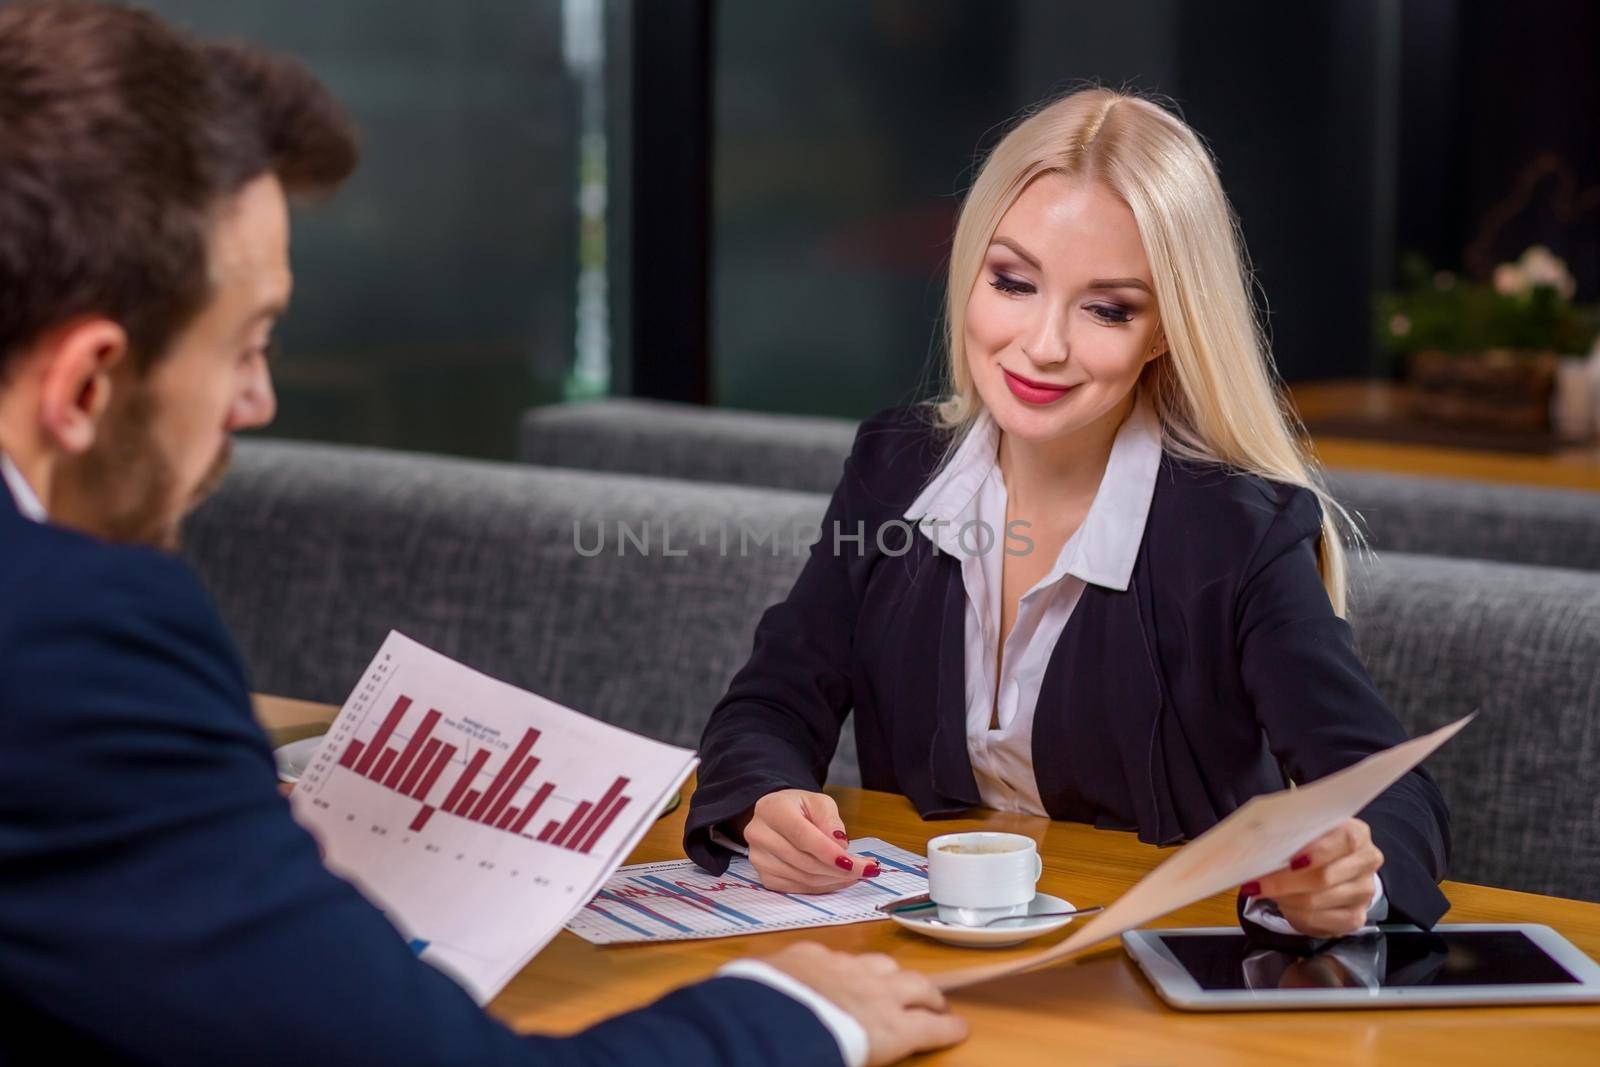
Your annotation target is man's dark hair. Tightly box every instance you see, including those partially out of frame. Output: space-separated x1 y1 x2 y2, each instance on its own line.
0 0 357 376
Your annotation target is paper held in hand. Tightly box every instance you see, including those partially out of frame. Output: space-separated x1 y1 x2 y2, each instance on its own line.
290 631 698 1003
933 713 1475 991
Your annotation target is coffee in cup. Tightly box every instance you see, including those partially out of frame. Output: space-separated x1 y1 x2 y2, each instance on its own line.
925 831 1042 927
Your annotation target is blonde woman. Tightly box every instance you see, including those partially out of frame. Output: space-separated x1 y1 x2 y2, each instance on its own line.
685 89 1449 941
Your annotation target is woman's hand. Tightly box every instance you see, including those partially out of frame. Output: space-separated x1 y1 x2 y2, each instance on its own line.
1245 818 1384 938
738 789 883 894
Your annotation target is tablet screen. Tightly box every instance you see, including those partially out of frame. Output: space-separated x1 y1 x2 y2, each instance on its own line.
1155 930 1582 991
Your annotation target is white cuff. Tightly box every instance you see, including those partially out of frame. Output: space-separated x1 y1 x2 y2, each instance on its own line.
717 959 868 1067
709 825 751 857
1243 871 1387 937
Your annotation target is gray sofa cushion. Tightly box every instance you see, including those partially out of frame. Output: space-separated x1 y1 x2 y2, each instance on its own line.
185 439 1600 901
1329 469 1600 571
182 439 859 785
519 398 1600 571
520 398 855 493
1348 551 1600 902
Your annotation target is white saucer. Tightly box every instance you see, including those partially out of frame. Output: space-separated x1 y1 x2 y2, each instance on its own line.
274 736 323 783
889 892 1082 948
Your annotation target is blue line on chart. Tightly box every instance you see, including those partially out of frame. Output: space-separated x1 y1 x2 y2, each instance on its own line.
860 851 927 879
638 875 762 925
722 869 836 917
596 889 694 934
585 904 656 939
850 873 902 896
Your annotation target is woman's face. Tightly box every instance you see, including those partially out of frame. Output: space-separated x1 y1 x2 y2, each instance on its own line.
964 172 1164 447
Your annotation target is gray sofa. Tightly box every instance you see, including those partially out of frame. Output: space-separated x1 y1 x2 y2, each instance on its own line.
184 438 1600 903
519 398 1600 571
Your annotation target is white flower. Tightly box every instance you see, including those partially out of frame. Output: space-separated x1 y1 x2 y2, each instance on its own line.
1388 313 1412 337
1517 245 1577 300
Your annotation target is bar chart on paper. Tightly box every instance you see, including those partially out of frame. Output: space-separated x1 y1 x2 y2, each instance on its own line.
565 838 930 944
290 631 697 1002
331 694 634 854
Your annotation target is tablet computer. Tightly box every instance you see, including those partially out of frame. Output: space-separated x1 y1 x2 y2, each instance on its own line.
1122 924 1600 1011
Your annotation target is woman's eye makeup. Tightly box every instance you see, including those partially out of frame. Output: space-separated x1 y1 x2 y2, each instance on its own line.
988 271 1034 296
1087 303 1134 324
988 270 1138 326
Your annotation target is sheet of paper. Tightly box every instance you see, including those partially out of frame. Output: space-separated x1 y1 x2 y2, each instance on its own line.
934 714 1474 990
290 631 697 1003
566 838 928 943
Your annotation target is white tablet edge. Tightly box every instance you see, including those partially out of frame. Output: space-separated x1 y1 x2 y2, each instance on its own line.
1121 924 1600 1012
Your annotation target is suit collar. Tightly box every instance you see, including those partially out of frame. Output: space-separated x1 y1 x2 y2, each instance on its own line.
902 394 1162 593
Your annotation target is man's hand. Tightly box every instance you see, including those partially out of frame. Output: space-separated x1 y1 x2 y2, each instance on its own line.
1245 818 1384 938
740 789 882 893
760 943 968 1066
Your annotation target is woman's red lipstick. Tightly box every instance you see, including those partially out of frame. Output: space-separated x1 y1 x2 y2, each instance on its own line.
1002 367 1075 406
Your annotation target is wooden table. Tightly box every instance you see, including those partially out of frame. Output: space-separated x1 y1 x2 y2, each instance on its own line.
1292 380 1600 492
255 696 1600 1065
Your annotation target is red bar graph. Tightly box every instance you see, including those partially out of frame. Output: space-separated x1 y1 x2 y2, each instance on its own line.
442 749 491 814
396 737 441 796
484 756 540 827
412 742 457 800
577 796 631 854
352 696 410 775
566 776 629 849
550 802 592 847
468 729 540 822
329 690 635 854
511 782 555 834
385 708 441 789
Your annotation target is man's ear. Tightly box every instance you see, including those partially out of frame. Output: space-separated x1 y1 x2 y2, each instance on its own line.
36 318 128 455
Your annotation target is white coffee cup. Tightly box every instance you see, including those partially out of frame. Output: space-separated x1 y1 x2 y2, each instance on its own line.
925 831 1043 926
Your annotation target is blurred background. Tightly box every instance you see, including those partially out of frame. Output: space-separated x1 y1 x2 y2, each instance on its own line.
148 0 1600 460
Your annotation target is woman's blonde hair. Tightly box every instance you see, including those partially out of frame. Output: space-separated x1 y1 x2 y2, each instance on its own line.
935 87 1358 615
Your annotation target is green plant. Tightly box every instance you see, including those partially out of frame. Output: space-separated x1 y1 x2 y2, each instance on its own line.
1374 247 1599 365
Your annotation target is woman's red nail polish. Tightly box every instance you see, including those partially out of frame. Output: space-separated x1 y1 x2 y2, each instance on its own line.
832 830 848 841
1241 881 1261 896
1291 854 1311 871
863 863 882 878
835 856 854 872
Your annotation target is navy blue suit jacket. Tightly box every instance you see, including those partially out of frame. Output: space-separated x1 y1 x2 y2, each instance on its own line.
0 487 839 1066
686 407 1451 930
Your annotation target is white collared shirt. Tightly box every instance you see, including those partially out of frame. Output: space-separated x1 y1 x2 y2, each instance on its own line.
1 451 46 522
904 395 1164 817
903 396 1383 932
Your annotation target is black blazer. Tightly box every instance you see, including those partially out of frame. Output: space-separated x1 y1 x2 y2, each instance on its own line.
0 486 840 1065
685 405 1451 929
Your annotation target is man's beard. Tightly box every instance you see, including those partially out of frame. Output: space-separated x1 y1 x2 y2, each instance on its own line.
53 386 233 550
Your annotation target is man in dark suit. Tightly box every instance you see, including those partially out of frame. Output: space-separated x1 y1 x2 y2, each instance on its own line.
0 3 966 1064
